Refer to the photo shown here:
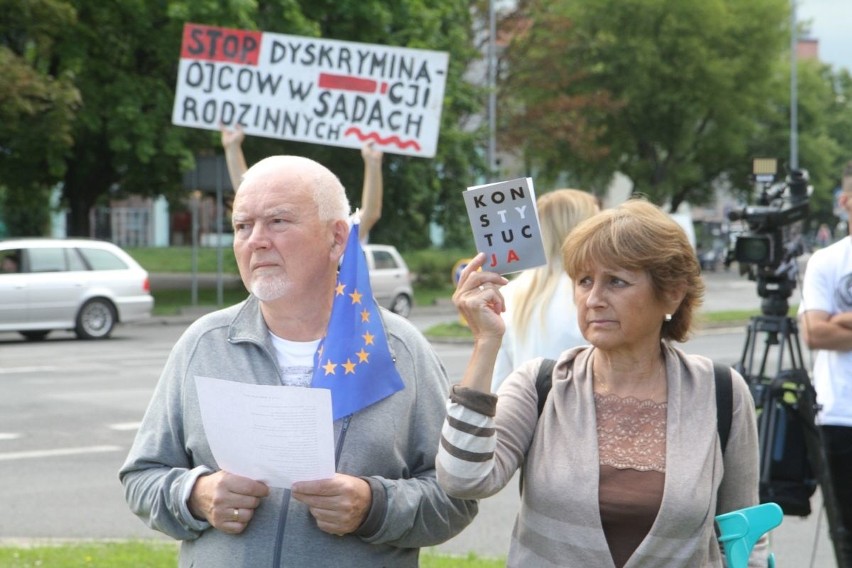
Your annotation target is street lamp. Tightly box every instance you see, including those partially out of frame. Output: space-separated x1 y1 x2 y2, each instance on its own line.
790 0 798 170
487 0 497 182
191 190 202 306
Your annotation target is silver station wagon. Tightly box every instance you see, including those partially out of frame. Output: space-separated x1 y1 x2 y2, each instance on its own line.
0 238 154 340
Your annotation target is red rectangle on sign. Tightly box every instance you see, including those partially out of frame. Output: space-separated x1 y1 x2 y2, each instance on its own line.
318 73 377 93
180 23 262 66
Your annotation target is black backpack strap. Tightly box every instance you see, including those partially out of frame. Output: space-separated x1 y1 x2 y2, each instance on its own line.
714 362 733 455
535 358 557 416
520 358 557 497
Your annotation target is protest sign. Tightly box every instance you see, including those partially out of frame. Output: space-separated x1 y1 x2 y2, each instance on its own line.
463 177 547 274
172 23 449 158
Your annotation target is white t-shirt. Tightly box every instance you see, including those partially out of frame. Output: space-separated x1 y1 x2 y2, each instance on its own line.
268 332 320 387
799 236 852 426
491 272 587 391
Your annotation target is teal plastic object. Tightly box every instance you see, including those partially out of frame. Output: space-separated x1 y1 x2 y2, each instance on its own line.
716 502 783 568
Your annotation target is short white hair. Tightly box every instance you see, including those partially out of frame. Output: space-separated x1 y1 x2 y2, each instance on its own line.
241 155 350 221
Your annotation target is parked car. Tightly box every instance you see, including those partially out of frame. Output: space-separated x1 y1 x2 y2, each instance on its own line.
0 238 154 340
363 244 414 318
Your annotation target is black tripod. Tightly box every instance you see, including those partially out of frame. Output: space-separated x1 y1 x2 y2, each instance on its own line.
734 282 848 567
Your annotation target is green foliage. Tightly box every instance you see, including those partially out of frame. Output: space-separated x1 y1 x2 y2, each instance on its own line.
0 1 484 242
500 0 801 209
0 541 179 567
403 246 472 289
126 245 238 274
423 321 473 338
733 57 852 228
152 287 249 315
0 542 504 568
422 551 504 567
233 0 486 251
0 182 52 236
0 0 80 235
772 63 852 226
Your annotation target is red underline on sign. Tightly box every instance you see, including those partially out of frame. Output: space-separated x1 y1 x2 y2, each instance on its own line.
318 73 380 93
344 127 422 152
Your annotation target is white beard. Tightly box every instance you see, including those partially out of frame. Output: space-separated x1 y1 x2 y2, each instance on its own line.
250 273 288 302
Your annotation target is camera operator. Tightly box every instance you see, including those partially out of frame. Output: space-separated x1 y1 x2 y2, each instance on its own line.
799 183 852 566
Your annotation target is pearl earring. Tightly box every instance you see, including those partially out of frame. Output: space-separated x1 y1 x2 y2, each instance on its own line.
664 314 672 322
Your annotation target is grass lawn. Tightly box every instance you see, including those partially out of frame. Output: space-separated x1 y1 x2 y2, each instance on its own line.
126 246 238 274
0 541 504 567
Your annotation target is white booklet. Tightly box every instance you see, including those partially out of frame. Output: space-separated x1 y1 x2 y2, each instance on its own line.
195 376 335 488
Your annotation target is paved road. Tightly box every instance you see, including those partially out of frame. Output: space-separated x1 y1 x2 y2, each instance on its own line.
0 267 836 566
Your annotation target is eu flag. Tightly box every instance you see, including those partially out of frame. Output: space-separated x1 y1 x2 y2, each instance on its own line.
311 222 405 420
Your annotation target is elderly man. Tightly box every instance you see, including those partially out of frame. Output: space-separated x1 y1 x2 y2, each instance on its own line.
120 155 476 567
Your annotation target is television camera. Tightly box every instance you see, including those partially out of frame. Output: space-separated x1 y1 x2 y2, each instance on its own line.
728 161 848 566
727 158 811 316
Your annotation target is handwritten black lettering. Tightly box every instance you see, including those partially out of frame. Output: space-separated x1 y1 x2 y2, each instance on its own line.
184 62 282 96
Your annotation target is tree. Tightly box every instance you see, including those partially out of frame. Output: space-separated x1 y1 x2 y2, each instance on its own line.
3 0 484 246
53 0 245 237
812 66 852 226
223 0 485 250
0 0 80 236
741 58 851 229
500 0 791 210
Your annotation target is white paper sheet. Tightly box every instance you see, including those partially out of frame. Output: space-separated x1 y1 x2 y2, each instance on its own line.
195 376 335 488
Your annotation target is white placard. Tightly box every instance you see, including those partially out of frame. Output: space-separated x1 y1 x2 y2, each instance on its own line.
172 23 449 158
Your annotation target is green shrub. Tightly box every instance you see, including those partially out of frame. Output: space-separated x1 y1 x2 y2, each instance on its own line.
403 247 473 289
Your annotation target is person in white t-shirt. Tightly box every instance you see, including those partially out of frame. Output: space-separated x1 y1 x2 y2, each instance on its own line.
799 183 852 565
491 189 600 391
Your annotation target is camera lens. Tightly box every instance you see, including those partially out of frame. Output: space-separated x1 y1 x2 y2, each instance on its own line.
735 235 773 265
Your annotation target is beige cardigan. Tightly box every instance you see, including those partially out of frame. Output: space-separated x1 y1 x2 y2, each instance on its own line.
437 344 768 567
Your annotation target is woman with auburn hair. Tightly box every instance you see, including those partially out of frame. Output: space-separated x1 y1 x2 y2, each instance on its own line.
439 198 766 567
491 189 600 390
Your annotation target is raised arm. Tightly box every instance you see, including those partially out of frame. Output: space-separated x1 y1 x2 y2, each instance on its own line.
358 143 383 241
452 253 510 392
221 124 248 191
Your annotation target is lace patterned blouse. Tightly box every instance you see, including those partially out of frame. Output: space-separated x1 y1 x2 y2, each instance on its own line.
596 393 667 568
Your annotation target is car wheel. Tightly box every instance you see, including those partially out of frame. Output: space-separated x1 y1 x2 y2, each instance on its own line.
390 294 412 318
75 298 117 339
19 330 50 341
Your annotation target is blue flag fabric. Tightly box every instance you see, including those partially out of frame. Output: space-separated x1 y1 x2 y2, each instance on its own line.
311 222 405 420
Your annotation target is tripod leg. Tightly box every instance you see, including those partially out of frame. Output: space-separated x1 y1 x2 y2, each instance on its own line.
820 426 852 568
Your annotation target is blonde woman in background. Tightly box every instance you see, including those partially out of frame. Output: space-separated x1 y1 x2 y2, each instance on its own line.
491 189 600 391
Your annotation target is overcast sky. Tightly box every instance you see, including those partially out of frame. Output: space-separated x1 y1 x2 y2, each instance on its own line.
797 0 852 72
